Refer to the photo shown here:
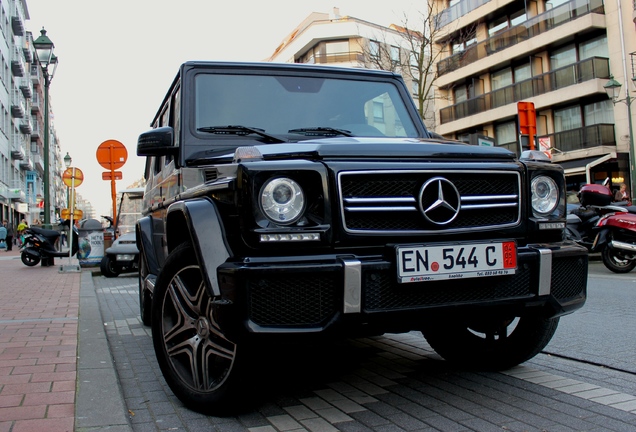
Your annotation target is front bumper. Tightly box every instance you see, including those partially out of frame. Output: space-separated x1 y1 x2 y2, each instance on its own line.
216 241 588 337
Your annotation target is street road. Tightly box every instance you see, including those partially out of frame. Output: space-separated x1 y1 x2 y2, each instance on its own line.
93 260 636 431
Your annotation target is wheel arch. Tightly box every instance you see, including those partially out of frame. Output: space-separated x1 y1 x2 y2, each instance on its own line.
136 216 161 276
166 198 232 297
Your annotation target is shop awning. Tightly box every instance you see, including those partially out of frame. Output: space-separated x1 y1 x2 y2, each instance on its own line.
556 152 616 183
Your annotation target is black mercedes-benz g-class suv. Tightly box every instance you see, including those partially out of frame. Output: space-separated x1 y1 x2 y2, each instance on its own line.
136 61 587 414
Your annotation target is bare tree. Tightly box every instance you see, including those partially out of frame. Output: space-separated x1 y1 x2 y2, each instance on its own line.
361 4 476 130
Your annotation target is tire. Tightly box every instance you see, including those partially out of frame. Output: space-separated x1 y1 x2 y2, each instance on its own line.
138 253 152 326
601 246 636 273
100 256 120 278
21 252 40 267
151 242 249 415
423 315 559 371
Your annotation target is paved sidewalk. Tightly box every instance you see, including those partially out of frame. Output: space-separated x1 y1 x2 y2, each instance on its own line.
0 248 131 432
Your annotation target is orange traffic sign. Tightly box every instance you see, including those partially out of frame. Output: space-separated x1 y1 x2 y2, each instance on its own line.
102 171 123 181
61 208 83 220
96 139 128 170
62 167 84 187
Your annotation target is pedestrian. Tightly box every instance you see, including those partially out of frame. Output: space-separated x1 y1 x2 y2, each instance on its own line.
17 219 28 247
0 222 6 250
3 220 13 251
614 183 629 203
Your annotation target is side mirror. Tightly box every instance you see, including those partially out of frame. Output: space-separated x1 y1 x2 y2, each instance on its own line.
137 126 177 157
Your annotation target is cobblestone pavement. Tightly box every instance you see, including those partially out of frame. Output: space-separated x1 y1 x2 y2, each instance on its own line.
93 272 636 432
0 251 80 432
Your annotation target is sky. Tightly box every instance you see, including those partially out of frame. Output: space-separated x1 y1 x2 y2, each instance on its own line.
25 0 418 217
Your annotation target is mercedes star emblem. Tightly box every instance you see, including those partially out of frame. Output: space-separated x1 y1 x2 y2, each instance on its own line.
418 177 461 225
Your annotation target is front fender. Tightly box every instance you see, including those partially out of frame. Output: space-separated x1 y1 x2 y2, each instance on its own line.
166 198 232 297
591 228 610 252
136 216 161 276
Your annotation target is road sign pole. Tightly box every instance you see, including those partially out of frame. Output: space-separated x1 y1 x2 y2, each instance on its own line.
110 143 117 233
68 167 76 265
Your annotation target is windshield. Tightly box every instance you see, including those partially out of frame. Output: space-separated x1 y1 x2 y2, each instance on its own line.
195 73 419 138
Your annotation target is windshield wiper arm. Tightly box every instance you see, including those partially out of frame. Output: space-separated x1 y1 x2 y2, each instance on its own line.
197 125 286 143
288 127 354 137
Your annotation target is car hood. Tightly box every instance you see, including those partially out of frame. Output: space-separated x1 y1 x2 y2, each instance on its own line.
244 137 517 162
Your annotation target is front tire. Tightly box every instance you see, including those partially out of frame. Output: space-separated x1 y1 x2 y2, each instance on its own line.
151 242 248 415
21 252 40 267
602 246 636 273
100 256 120 278
423 315 559 370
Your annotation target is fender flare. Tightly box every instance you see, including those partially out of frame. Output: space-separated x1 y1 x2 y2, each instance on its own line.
166 198 232 297
136 216 161 276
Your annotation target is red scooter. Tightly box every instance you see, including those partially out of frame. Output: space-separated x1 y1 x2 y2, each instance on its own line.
579 183 636 273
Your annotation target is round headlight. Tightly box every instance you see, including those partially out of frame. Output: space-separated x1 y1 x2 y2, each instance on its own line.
531 175 559 215
259 178 305 225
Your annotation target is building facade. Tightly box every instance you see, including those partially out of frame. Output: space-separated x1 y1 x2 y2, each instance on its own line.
268 9 436 129
0 0 66 229
432 0 636 194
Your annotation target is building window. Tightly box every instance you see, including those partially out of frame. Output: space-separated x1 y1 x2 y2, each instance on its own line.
488 9 527 37
554 106 582 132
579 35 608 60
390 46 400 65
491 68 513 90
584 100 614 125
454 86 467 103
495 122 517 146
550 44 577 69
369 41 380 60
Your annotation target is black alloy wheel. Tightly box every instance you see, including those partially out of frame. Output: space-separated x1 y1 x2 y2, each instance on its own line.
151 242 248 415
423 315 559 371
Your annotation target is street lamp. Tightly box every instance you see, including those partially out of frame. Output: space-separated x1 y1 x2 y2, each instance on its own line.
63 152 72 207
604 70 636 200
33 28 58 229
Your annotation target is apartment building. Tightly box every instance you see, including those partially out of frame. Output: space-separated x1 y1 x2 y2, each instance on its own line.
0 0 65 227
268 8 435 129
432 0 636 193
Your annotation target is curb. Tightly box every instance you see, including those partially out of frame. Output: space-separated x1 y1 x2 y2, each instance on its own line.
76 270 132 431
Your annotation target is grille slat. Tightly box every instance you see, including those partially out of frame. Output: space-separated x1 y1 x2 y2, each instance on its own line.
339 170 521 233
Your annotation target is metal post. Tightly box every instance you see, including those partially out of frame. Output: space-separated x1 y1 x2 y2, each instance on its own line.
67 167 75 265
627 93 635 201
43 74 51 228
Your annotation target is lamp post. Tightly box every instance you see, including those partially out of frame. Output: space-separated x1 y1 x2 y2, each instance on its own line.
604 70 636 200
63 152 71 208
33 28 58 229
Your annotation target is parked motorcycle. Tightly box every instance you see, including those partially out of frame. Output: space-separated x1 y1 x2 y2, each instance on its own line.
569 182 636 273
19 220 79 267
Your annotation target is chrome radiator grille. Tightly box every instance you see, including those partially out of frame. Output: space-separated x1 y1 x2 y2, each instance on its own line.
338 170 521 234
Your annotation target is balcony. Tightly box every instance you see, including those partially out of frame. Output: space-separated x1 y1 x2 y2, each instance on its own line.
31 96 41 113
11 143 24 160
7 184 26 201
437 0 605 77
11 102 25 118
538 124 615 152
20 79 31 98
440 57 609 124
31 64 42 85
302 51 365 65
33 153 44 172
30 118 41 139
20 155 33 171
433 0 491 29
11 14 24 36
11 48 25 77
19 119 31 134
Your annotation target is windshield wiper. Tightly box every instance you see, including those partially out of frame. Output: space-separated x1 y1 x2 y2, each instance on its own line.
197 125 286 143
288 127 354 137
